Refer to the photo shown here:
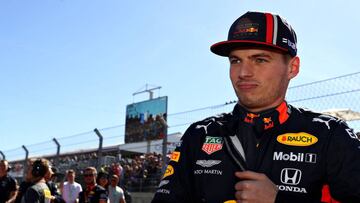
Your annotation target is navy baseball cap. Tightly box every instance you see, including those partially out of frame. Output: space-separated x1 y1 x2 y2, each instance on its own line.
211 11 297 57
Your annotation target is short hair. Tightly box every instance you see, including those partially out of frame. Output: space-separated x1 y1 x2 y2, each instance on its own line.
31 158 50 178
84 167 97 175
0 160 8 166
66 169 75 174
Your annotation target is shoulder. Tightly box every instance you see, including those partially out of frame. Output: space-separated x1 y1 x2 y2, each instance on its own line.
289 105 358 140
116 186 124 193
185 112 233 135
5 174 17 184
289 105 345 128
74 182 82 187
95 185 107 193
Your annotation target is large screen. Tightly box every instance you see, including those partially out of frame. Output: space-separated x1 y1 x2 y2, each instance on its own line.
125 96 168 143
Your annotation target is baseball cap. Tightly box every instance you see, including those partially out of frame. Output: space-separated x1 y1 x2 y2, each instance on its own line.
211 11 297 57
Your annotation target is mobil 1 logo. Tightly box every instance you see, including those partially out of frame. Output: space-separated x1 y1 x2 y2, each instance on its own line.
273 151 317 163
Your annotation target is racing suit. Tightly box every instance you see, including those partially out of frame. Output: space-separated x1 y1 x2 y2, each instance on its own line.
151 101 360 203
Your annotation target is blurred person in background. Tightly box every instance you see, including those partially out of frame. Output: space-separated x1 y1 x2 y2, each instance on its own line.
45 167 65 203
96 171 109 191
21 158 53 203
108 175 125 203
0 160 17 203
15 159 35 203
61 169 82 203
78 167 107 203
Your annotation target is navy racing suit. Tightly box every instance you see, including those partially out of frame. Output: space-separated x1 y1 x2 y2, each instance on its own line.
151 101 360 203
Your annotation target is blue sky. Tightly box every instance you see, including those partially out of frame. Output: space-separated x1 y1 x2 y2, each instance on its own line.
1 0 359 153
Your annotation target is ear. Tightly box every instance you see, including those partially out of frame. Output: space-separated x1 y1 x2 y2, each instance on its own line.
287 56 300 79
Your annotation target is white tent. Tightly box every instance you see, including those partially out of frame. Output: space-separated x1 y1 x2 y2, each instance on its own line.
118 132 182 154
322 108 360 121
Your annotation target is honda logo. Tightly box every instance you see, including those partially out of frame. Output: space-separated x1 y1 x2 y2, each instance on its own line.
280 168 302 185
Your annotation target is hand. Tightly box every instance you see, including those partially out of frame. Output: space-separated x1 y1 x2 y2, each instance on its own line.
234 171 278 203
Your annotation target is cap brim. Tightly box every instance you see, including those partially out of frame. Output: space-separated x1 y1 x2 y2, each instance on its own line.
210 40 289 57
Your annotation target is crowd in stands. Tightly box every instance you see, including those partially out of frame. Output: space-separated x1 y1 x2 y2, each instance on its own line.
8 152 164 193
125 113 167 143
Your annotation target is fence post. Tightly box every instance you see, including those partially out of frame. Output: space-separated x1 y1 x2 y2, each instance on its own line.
52 138 61 167
22 145 29 178
94 128 103 169
0 151 5 160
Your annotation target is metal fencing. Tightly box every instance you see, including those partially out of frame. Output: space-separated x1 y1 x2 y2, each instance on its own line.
2 71 360 191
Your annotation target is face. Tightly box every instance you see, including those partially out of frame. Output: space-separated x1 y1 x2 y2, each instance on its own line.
0 161 8 177
67 172 75 182
110 176 119 187
83 170 96 185
229 48 299 112
99 176 108 187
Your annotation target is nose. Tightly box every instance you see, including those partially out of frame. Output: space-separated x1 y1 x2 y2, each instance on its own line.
235 61 254 79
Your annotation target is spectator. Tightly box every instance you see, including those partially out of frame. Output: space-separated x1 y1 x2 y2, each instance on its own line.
61 169 82 203
78 167 107 203
15 159 35 203
22 158 53 203
0 160 17 203
108 175 126 203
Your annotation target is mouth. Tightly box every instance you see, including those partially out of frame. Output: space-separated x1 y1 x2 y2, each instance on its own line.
236 81 258 90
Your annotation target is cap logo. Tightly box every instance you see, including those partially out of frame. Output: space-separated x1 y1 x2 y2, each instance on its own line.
232 18 259 38
282 38 296 50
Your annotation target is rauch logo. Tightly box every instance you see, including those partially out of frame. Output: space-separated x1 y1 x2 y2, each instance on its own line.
276 132 318 146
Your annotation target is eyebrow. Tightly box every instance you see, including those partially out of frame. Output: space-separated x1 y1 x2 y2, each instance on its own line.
229 52 272 60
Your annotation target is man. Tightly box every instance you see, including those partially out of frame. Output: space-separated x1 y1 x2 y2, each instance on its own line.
61 169 82 203
0 160 17 203
15 159 35 203
108 175 126 203
151 11 360 203
45 167 65 203
78 167 107 203
21 158 53 203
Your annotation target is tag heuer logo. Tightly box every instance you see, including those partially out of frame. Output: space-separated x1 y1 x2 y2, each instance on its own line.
202 136 223 155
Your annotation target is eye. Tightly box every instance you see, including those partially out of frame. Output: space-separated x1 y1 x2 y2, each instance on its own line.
254 58 268 63
229 57 241 64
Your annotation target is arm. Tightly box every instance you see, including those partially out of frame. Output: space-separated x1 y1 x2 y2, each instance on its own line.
151 125 196 203
6 190 17 203
6 177 17 203
326 121 360 201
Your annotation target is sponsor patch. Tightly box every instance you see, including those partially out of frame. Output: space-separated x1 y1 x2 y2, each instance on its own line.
158 180 169 188
194 169 223 175
156 188 170 194
170 151 180 162
202 136 223 155
277 132 318 146
277 168 307 193
44 189 52 198
273 152 317 163
196 160 221 167
163 165 174 179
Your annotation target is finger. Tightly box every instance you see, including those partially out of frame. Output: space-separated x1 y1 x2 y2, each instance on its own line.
234 180 252 191
235 190 248 200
